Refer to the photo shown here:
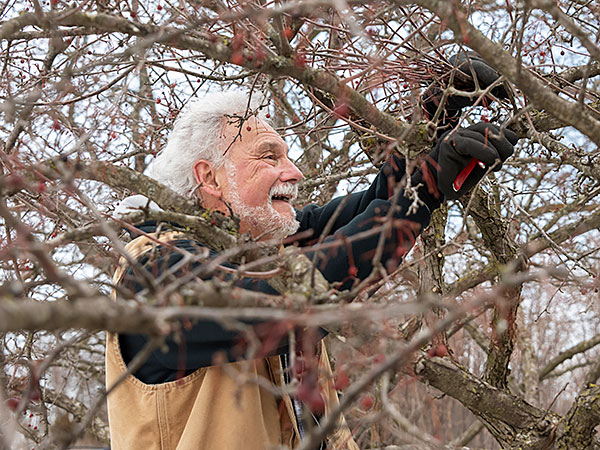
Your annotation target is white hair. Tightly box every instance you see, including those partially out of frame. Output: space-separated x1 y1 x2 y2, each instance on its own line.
148 90 266 197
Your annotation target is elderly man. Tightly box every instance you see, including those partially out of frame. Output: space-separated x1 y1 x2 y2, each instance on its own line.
106 63 517 449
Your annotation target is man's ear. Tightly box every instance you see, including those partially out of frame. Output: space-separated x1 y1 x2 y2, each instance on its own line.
193 159 222 198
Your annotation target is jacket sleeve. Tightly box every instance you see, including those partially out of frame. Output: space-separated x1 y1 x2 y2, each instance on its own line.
295 155 442 291
296 156 409 238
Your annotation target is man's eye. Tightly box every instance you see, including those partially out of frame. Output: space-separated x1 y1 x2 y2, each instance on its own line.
265 154 277 161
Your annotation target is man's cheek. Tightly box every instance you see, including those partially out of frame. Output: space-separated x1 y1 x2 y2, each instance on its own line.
242 193 267 207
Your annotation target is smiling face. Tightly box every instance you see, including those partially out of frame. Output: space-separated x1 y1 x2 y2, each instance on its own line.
193 116 304 240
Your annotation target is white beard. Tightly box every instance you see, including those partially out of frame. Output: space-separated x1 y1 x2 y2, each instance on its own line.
224 166 300 241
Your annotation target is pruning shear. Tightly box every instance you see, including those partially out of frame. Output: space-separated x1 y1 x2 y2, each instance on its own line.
453 158 487 192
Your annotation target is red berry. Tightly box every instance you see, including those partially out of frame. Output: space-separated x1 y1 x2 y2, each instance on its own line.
427 344 448 357
157 4 162 10
156 98 161 104
230 51 244 65
436 344 448 357
6 397 20 411
348 265 358 277
246 126 252 132
334 369 350 390
373 354 385 364
265 113 271 118
359 393 375 410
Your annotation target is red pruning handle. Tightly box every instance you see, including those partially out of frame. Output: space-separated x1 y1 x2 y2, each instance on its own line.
453 158 486 192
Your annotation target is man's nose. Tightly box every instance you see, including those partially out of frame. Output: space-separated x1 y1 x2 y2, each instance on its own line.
280 157 304 183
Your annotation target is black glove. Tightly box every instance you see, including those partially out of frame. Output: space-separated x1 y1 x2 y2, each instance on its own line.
429 122 518 200
423 52 509 120
448 52 509 104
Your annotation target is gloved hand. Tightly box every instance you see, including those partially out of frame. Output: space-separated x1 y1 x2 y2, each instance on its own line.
423 52 509 120
429 122 518 200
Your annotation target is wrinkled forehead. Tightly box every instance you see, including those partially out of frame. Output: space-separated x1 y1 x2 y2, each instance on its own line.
219 116 287 157
220 115 277 140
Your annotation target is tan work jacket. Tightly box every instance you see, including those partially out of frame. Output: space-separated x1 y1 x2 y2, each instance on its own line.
105 233 359 450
